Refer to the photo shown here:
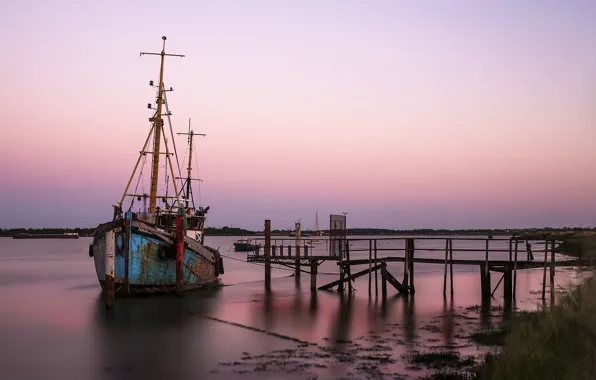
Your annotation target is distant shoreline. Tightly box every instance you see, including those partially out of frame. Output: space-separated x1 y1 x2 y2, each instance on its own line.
1 227 594 239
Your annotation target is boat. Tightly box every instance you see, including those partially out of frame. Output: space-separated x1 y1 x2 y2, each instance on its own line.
88 36 223 296
233 238 261 252
307 212 323 244
13 232 79 239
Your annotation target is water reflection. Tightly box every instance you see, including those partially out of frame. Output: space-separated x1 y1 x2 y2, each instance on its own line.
403 295 416 347
442 294 455 345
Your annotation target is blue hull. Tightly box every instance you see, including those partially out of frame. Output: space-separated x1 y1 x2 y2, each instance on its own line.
91 223 221 294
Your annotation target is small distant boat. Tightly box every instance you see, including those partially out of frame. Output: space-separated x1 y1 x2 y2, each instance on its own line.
233 239 260 252
13 232 79 239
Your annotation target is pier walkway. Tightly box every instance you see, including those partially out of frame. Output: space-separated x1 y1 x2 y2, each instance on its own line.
246 220 589 303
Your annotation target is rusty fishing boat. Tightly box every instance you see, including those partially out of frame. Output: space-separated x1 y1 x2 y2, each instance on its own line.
88 36 223 300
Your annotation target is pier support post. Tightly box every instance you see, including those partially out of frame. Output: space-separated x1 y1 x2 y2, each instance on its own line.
295 245 301 279
542 241 548 300
175 211 185 295
550 240 555 304
480 264 491 299
443 239 449 296
264 220 271 291
368 240 372 296
449 239 454 295
407 238 415 293
381 261 387 299
513 239 519 300
374 239 378 296
503 268 513 300
104 229 116 308
310 261 317 290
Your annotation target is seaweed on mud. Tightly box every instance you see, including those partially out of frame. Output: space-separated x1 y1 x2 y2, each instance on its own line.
468 328 507 346
403 350 476 370
420 369 478 380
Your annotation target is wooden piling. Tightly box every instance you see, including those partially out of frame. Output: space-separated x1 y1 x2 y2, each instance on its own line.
310 261 317 290
503 268 513 300
288 245 292 257
550 240 555 304
368 240 372 296
542 240 548 300
381 261 387 299
295 244 301 278
403 240 409 288
346 241 352 294
443 239 448 296
513 239 519 300
481 239 490 299
175 213 185 294
264 220 271 291
104 229 115 308
480 264 491 299
374 239 378 296
449 239 454 295
408 238 415 293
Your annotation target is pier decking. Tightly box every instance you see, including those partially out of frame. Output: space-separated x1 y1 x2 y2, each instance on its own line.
248 219 588 303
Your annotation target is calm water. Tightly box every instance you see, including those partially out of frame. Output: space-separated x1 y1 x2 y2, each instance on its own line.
0 236 583 380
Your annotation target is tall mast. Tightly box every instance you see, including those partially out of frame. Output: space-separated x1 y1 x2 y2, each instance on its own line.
140 36 185 213
185 119 194 208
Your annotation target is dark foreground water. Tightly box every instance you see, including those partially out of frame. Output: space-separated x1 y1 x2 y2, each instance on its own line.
0 236 584 380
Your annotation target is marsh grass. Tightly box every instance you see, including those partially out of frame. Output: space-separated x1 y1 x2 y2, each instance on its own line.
478 276 596 380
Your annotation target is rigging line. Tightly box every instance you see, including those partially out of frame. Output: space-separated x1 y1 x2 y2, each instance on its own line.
130 155 149 211
162 88 184 191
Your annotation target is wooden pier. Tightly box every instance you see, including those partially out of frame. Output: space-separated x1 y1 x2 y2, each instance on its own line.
248 219 587 302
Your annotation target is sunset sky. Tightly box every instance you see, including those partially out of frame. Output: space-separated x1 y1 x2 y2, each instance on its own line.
1 1 595 230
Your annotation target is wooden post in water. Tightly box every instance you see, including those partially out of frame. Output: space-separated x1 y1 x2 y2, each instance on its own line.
175 211 185 294
408 238 415 293
542 240 548 300
513 239 519 300
280 244 284 256
481 239 491 299
104 229 116 308
264 220 271 291
288 245 292 257
550 240 555 304
402 239 409 290
443 239 449 296
368 240 372 296
304 244 309 258
310 260 317 290
503 268 513 300
295 244 301 279
381 261 387 299
449 239 454 295
374 239 379 296
344 241 351 294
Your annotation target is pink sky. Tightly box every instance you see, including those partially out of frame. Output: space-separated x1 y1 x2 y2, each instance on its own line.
1 1 595 229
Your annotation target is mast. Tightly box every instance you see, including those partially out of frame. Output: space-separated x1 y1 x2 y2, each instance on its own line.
176 121 206 209
185 119 194 208
140 36 185 213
